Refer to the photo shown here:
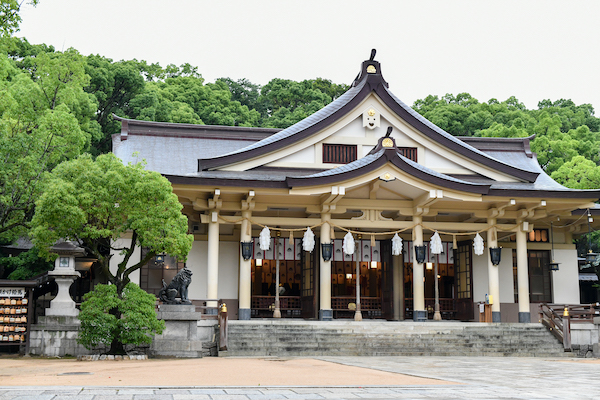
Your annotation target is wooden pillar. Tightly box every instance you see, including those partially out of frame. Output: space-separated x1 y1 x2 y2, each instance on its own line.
238 210 252 320
487 218 501 322
516 223 531 322
319 212 332 320
206 211 219 312
412 215 426 321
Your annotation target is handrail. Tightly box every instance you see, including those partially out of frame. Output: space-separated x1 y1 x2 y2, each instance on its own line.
539 303 572 351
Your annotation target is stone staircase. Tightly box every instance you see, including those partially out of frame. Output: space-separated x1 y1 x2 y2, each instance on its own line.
221 320 569 357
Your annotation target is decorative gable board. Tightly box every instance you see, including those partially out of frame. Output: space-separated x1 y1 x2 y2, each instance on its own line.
256 92 507 182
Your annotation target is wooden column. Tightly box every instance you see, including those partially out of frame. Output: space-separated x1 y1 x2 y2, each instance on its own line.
238 210 252 320
487 218 501 322
319 212 332 320
206 211 219 312
412 215 426 321
516 224 531 323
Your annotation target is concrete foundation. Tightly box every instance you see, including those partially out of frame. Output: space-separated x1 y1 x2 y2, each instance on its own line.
151 304 217 358
518 312 531 323
238 308 251 320
413 310 427 322
319 309 333 321
492 311 501 323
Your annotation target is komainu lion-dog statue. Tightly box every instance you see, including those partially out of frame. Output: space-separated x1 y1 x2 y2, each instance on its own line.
158 267 193 304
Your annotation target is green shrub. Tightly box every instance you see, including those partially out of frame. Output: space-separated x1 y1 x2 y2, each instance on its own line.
77 283 164 354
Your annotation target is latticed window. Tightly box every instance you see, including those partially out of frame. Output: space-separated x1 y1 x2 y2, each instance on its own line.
512 250 552 303
140 248 185 296
323 144 357 164
398 147 417 162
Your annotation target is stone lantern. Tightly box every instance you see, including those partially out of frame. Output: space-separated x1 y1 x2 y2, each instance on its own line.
46 241 85 317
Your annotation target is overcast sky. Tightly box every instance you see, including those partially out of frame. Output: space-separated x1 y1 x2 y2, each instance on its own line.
18 1 600 110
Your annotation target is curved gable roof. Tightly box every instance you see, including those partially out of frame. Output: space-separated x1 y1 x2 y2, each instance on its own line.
198 54 539 183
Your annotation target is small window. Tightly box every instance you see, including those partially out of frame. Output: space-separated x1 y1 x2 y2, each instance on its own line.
323 144 357 164
508 229 549 242
398 147 417 162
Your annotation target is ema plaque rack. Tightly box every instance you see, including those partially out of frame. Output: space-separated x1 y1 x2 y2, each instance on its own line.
0 287 33 352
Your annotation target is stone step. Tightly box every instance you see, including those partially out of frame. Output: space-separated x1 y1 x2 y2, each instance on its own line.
222 321 567 357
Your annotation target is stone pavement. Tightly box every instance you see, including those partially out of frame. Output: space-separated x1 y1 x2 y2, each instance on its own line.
0 356 599 399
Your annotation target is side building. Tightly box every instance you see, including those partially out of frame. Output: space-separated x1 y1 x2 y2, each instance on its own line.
112 53 600 323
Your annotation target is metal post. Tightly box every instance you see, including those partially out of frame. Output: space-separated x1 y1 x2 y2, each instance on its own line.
433 254 442 321
354 238 362 321
273 233 281 318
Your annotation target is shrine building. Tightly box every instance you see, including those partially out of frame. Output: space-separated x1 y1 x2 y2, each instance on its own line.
112 52 600 323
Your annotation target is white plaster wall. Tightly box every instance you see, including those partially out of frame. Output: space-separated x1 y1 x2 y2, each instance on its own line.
275 146 315 164
498 248 515 303
423 149 471 174
109 238 141 285
186 240 208 298
330 117 365 138
552 248 580 304
472 249 514 304
472 253 488 303
186 239 240 301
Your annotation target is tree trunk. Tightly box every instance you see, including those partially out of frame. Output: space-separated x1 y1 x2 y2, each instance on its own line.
108 303 125 355
108 337 126 355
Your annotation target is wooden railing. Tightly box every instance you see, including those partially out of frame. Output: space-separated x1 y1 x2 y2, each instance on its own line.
539 303 570 351
332 296 381 310
538 303 599 352
332 296 382 318
250 296 302 318
404 298 456 320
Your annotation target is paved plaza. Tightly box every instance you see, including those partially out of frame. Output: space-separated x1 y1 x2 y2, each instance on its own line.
0 356 598 399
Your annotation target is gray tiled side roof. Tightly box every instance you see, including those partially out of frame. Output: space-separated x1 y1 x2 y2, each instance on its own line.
113 134 255 176
483 150 570 191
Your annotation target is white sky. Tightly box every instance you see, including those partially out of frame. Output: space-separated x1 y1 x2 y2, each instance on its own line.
18 0 600 111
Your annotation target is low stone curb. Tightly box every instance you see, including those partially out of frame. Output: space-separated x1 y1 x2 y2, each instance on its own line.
77 354 148 361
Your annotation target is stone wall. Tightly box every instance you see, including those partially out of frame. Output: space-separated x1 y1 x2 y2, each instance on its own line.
29 316 92 357
29 314 219 358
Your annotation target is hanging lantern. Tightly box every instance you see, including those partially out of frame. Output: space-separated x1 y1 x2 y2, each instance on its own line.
303 227 315 252
586 211 598 263
321 243 333 261
549 222 560 271
259 226 271 251
489 247 502 266
343 232 355 255
414 245 426 264
473 233 484 256
240 241 253 261
392 233 403 256
430 231 443 255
